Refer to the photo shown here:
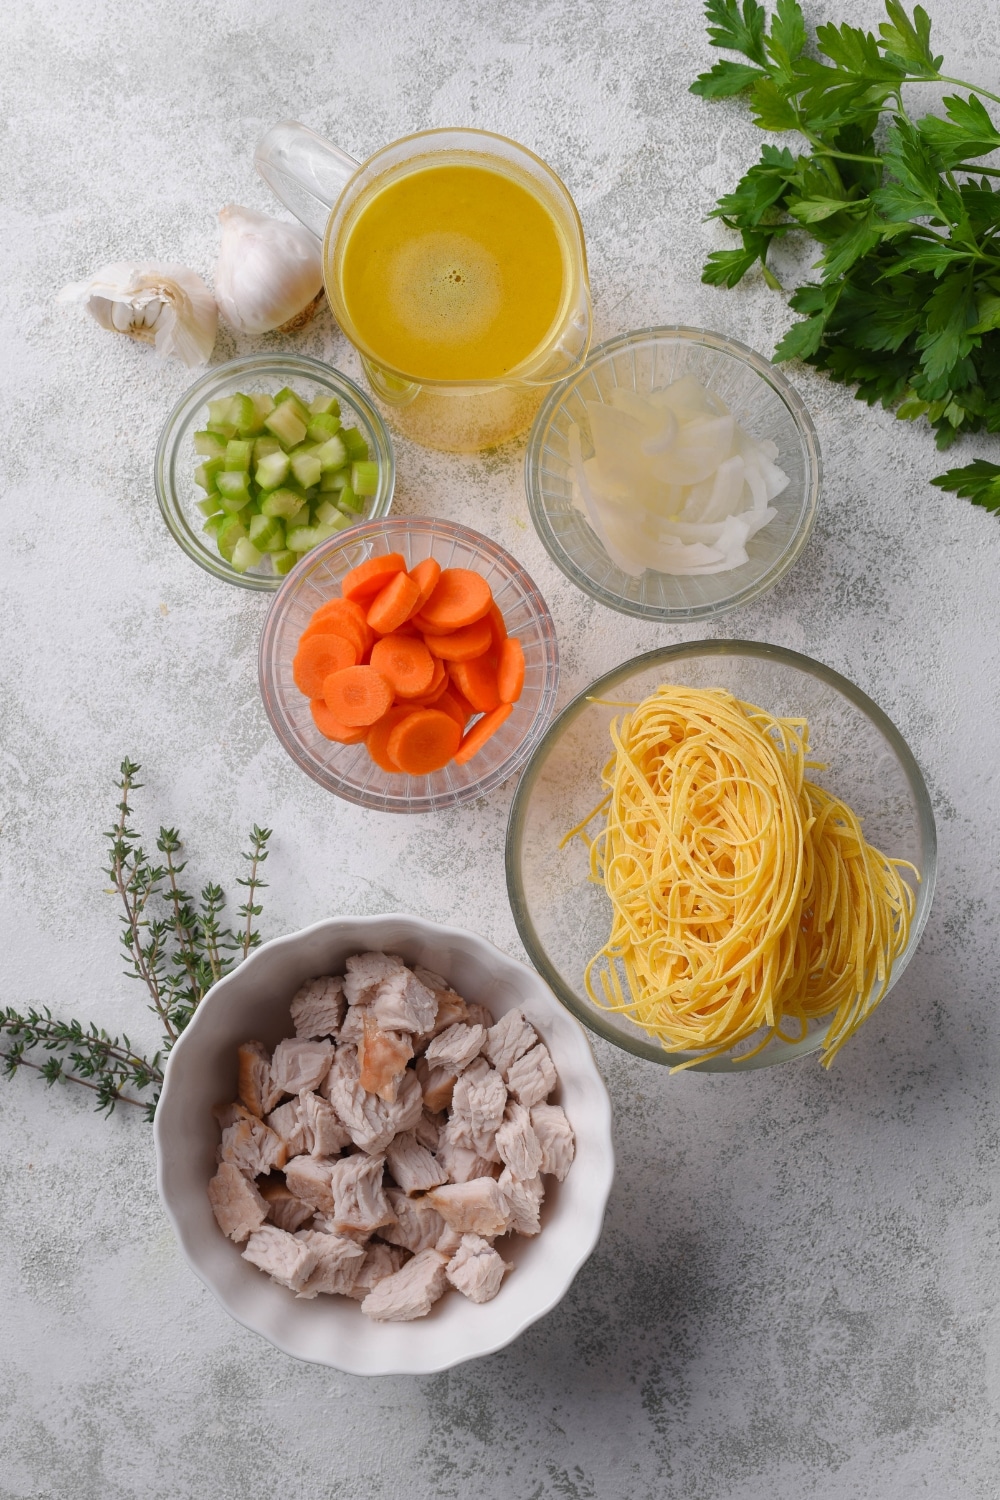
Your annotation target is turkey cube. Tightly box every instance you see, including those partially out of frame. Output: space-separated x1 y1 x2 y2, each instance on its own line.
361 1248 449 1322
265 1098 308 1158
259 1177 314 1233
328 1153 395 1234
385 1130 448 1194
530 1103 575 1181
425 1178 511 1237
283 1155 336 1215
381 1188 446 1254
506 1043 557 1108
298 1090 351 1156
207 1161 268 1243
370 968 437 1034
482 1008 537 1077
237 1040 281 1117
495 1101 543 1182
270 1037 334 1097
446 1234 511 1304
242 1224 319 1293
293 1229 366 1297
358 1019 413 1103
219 1115 288 1177
344 1241 408 1300
290 975 345 1039
423 1022 485 1073
343 951 406 1007
498 1167 544 1236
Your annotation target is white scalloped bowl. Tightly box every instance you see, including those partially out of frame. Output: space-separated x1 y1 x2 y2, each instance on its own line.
154 914 614 1375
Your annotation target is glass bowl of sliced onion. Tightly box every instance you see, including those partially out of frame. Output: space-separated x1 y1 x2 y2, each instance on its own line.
524 327 821 620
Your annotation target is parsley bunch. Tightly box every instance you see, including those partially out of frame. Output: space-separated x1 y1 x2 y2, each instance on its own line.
692 0 1000 511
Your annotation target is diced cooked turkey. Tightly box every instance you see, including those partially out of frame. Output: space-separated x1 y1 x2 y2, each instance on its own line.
219 1115 288 1177
283 1155 337 1215
310 1214 370 1247
446 1234 511 1304
298 1090 351 1156
293 1228 367 1297
338 1004 369 1048
212 1100 257 1132
326 1063 423 1155
344 1240 408 1300
290 975 345 1039
436 1224 463 1256
270 1037 335 1097
266 1097 308 1157
495 1102 543 1182
448 1061 506 1154
343 951 406 1007
385 1130 449 1194
370 968 437 1035
361 1248 449 1322
237 1040 281 1117
208 1161 269 1242
358 1016 413 1103
464 1002 494 1031
414 1108 445 1152
381 1188 446 1254
506 1042 557 1108
242 1224 320 1292
415 1056 457 1114
435 1125 500 1185
328 1153 395 1234
426 1178 512 1237
482 1008 538 1077
424 1023 485 1073
259 1176 315 1233
530 1103 576 1181
411 969 471 1050
498 1167 544 1236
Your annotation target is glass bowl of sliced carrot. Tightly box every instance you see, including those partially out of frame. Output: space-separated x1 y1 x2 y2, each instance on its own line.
258 518 560 811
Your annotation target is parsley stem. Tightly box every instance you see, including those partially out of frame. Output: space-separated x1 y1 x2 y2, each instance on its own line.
936 76 1000 110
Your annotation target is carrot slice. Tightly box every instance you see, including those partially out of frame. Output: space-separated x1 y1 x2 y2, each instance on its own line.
322 665 394 726
448 684 477 723
387 709 462 775
487 601 508 654
365 706 415 773
301 598 373 659
454 702 514 765
341 552 407 603
416 568 493 632
407 557 442 615
367 571 422 635
497 637 525 703
397 655 447 703
369 634 435 698
293 633 357 698
424 617 493 662
449 655 500 713
434 688 472 731
310 698 368 744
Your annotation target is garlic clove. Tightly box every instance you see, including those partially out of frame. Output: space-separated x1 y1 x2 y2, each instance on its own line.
214 204 324 336
58 261 218 367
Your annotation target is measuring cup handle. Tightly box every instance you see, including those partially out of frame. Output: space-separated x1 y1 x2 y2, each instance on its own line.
254 121 360 240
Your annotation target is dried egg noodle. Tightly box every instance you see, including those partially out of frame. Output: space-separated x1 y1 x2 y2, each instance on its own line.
568 686 916 1067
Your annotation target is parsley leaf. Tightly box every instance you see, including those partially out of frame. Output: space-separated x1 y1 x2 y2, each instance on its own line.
930 460 1000 511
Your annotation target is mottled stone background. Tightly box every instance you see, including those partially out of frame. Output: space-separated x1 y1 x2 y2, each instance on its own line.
2 0 999 1495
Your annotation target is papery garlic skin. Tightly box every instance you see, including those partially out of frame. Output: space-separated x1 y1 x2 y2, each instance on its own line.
58 262 218 367
214 204 324 336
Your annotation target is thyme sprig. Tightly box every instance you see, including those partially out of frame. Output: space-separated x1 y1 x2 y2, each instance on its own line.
0 759 271 1120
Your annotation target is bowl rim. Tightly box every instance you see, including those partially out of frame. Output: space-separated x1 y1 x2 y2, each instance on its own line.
257 515 560 813
153 352 396 593
153 912 615 1374
523 324 823 621
505 638 938 1070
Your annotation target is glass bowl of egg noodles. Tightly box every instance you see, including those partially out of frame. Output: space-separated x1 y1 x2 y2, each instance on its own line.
524 327 821 621
505 641 936 1072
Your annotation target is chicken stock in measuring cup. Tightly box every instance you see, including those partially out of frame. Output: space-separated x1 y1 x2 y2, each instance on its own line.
255 122 592 452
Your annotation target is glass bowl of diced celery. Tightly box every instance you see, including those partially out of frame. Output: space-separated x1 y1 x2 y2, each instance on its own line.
155 354 395 591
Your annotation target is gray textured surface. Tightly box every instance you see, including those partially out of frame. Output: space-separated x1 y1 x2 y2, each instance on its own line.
2 0 999 1495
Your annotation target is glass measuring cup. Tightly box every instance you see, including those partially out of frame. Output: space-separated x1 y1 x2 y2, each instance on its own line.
255 121 592 452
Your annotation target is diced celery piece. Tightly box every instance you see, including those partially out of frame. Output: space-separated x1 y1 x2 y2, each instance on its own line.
253 436 282 465
208 398 236 426
341 426 369 461
261 486 307 520
286 524 320 553
194 457 224 492
217 470 251 504
290 450 322 489
337 483 364 515
315 435 347 472
196 495 224 518
224 439 254 472
318 513 351 537
307 412 342 443
230 393 262 437
287 501 310 528
231 536 263 573
249 513 286 552
272 549 298 575
194 430 227 459
308 394 340 418
264 401 308 449
217 518 248 562
206 419 238 440
274 387 311 422
351 460 379 496
202 514 225 539
251 392 276 422
314 498 342 527
320 467 349 492
256 450 290 491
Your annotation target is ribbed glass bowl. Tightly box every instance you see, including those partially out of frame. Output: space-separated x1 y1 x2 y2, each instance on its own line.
259 517 560 812
524 327 821 620
505 641 936 1071
155 354 395 591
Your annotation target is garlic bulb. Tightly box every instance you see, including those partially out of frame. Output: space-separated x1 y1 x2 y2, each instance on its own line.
57 261 218 367
214 204 324 336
